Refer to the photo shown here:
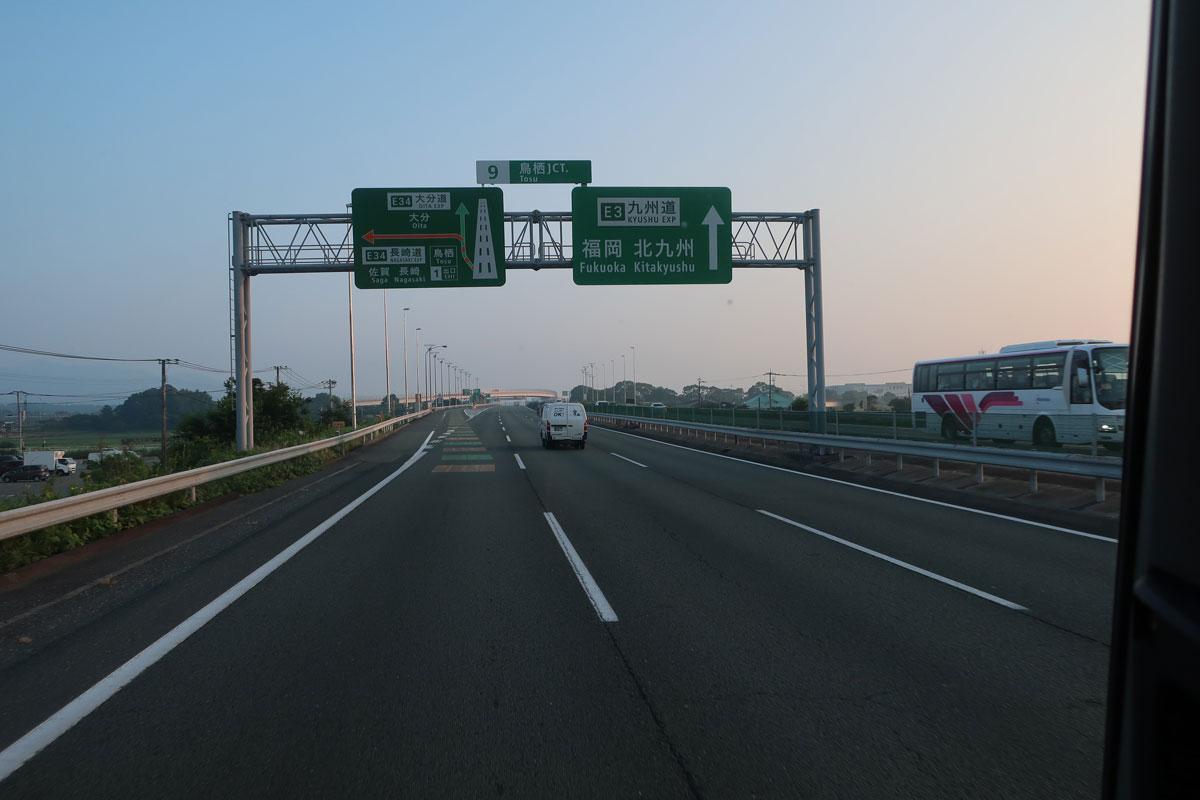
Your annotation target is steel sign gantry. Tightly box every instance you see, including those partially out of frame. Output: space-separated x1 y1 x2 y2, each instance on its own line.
228 208 825 450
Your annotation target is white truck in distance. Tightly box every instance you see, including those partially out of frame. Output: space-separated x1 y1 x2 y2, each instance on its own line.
540 403 588 449
23 450 76 475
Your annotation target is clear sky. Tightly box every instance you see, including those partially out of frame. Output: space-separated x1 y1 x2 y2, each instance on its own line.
0 0 1150 404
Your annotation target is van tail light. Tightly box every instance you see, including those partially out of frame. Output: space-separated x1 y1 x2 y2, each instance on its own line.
584 421 589 433
546 421 551 432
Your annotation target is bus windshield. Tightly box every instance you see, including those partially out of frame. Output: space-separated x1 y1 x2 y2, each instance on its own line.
1092 346 1129 410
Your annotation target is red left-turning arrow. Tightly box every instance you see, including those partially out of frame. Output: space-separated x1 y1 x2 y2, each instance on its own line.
362 230 464 244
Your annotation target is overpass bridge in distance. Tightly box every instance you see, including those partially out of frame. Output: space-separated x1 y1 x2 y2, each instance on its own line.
487 389 558 401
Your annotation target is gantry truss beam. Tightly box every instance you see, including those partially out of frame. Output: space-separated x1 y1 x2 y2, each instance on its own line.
228 209 825 451
232 212 814 275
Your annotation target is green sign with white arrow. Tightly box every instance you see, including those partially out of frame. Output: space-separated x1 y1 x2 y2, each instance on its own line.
571 187 732 285
352 187 505 289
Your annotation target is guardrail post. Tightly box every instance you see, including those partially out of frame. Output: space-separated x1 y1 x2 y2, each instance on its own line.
896 453 903 470
110 509 118 524
933 458 940 477
189 487 197 503
866 451 872 466
1096 478 1105 503
1029 471 1038 493
976 464 984 485
839 448 844 463
893 410 898 439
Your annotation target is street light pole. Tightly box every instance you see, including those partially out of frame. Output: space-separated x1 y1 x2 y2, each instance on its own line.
402 307 410 414
383 291 391 417
621 354 626 403
630 346 637 405
414 327 421 410
611 359 615 403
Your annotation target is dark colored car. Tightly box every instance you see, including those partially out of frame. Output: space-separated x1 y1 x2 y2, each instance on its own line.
0 456 23 476
1 464 49 482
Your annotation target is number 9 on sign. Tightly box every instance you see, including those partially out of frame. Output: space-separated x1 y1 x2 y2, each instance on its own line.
476 160 509 184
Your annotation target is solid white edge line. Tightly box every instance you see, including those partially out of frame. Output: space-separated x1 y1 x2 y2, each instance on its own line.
593 427 1116 543
514 454 526 470
757 510 1028 611
543 512 618 623
0 430 437 783
610 452 648 468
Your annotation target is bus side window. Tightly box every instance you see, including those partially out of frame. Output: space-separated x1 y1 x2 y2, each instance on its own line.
1070 352 1093 404
936 362 964 390
996 356 1031 389
965 360 995 390
1032 353 1066 389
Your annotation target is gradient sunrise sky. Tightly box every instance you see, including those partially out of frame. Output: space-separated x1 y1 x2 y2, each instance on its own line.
0 0 1150 400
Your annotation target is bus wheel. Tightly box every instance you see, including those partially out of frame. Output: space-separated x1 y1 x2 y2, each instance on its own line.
1033 418 1058 447
941 415 964 442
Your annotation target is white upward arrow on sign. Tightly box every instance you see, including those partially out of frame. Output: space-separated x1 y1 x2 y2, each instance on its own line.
702 206 725 270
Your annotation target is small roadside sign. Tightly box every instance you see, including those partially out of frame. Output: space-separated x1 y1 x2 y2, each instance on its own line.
352 187 505 289
477 160 592 185
571 186 732 285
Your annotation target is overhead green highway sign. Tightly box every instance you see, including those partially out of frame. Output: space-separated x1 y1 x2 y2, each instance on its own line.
477 160 592 185
571 186 732 285
352 187 505 289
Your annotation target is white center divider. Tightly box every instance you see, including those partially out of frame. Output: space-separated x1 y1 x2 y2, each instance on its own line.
0 410 432 542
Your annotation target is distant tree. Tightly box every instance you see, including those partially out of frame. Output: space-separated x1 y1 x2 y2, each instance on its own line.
790 396 809 411
888 396 912 413
842 402 857 413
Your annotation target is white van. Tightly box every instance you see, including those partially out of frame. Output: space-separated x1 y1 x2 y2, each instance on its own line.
540 402 588 449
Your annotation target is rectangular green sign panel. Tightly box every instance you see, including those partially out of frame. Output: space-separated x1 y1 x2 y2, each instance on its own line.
352 187 505 289
476 160 592 184
571 187 732 285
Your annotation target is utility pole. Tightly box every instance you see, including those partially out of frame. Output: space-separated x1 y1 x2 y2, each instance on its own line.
611 359 615 403
766 370 777 408
160 359 169 467
326 379 337 414
272 365 288 387
697 378 704 408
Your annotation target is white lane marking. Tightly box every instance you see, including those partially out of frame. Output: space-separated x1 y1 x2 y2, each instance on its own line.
758 510 1028 611
506 435 511 443
0 431 437 782
0 463 362 633
594 427 1115 543
611 452 648 468
514 454 526 470
544 512 618 623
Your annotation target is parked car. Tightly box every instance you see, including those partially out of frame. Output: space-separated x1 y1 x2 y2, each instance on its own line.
540 402 588 449
1 464 49 482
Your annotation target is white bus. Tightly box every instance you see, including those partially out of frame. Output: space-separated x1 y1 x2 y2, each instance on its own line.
912 339 1128 448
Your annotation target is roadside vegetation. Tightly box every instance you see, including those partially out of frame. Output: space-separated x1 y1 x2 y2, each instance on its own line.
0 380 367 573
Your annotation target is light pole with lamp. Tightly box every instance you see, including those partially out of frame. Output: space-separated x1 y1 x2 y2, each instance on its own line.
425 345 446 408
401 307 410 414
630 346 637 406
414 327 421 410
383 291 392 417
621 354 626 403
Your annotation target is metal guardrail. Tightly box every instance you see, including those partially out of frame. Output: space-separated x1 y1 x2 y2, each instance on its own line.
0 410 431 542
590 413 1122 500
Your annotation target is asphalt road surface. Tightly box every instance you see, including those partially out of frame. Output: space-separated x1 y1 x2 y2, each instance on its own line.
0 407 1116 798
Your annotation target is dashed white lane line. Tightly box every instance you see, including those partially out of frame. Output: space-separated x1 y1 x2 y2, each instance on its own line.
506 435 511 443
0 433 437 782
514 454 526 470
758 509 1028 611
594 427 1114 543
544 512 618 622
611 452 648 468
